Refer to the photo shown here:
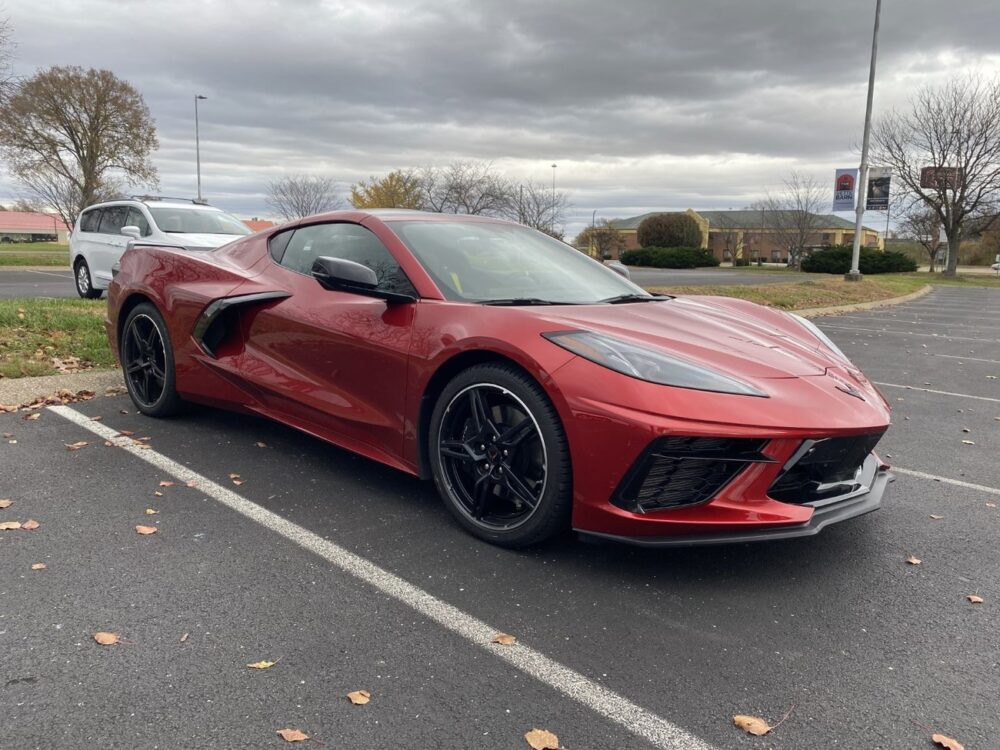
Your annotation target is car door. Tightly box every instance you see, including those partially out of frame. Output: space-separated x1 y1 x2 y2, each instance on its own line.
92 205 130 284
239 221 417 465
73 207 103 268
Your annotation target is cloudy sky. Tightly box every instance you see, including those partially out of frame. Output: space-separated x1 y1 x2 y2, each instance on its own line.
4 0 999 237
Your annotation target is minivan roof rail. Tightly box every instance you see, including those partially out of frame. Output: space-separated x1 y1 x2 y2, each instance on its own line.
129 195 210 205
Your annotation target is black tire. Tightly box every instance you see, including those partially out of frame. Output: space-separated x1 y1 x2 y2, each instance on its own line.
74 258 103 299
429 363 572 547
119 302 184 417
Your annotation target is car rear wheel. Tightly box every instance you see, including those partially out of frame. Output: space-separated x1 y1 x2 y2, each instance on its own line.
429 363 572 547
74 259 103 299
120 303 184 417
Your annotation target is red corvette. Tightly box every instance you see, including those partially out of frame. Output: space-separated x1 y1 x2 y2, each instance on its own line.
106 210 892 547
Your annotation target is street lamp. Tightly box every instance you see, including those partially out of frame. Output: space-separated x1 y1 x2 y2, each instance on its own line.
847 0 882 281
195 95 207 202
550 163 557 231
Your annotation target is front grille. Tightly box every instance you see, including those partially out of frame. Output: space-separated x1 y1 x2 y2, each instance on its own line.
614 437 771 513
768 432 885 505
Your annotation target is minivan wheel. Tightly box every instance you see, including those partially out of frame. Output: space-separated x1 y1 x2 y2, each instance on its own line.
74 259 103 299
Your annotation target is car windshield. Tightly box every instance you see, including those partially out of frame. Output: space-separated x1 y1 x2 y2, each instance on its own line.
388 220 649 304
148 207 251 236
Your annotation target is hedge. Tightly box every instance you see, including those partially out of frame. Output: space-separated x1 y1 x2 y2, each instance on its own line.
801 245 918 274
636 213 703 249
620 247 720 269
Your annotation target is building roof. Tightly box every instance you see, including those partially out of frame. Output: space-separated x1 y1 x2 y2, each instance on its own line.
611 209 879 233
242 218 276 232
0 211 69 232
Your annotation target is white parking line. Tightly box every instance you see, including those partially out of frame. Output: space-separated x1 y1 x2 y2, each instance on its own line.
25 269 73 278
818 324 1000 343
934 354 1000 365
48 404 715 750
874 382 1000 403
893 467 1000 497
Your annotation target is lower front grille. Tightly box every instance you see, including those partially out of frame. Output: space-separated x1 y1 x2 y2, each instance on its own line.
613 437 771 513
768 432 885 505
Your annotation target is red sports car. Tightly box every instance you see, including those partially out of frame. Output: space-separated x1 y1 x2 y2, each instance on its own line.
106 210 892 547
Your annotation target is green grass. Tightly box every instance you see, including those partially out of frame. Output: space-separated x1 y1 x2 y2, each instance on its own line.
0 242 68 252
0 298 114 378
0 253 70 267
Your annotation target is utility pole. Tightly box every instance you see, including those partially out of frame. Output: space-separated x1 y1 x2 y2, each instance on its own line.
847 0 882 281
195 95 207 202
550 164 557 232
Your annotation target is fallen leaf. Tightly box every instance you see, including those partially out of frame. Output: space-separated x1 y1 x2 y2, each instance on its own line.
117 430 134 437
932 733 965 750
0 499 12 508
0 521 22 530
967 595 984 604
276 728 309 743
24 412 40 421
524 728 559 749
21 519 40 530
247 660 277 669
104 440 114 447
159 480 175 487
346 690 371 705
492 633 517 646
31 562 46 570
7 439 16 444
154 491 163 497
255 441 267 448
961 440 975 445
2 432 12 438
185 480 197 488
232 479 244 486
145 508 159 515
91 415 103 422
180 632 189 643
135 525 158 535
906 555 922 565
65 441 89 451
929 514 944 520
119 409 129 414
987 502 997 509
94 631 120 646
733 715 772 736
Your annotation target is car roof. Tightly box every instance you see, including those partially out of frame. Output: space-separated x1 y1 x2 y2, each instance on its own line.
302 208 519 225
83 199 224 212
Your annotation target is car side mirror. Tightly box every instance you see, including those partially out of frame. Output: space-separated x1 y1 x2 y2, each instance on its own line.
121 225 141 240
311 256 415 304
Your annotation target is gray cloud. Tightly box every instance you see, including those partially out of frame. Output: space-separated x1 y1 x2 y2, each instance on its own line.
4 0 999 236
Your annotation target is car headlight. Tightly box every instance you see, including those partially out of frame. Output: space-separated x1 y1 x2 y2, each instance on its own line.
789 314 851 364
542 330 768 397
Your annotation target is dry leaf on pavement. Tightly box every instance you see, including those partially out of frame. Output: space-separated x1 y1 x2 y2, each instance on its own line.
21 519 40 530
987 502 997 509
255 441 267 448
180 632 189 643
929 514 944 520
276 728 310 742
24 412 40 421
135 525 158 535
0 521 22 530
247 660 277 669
31 563 46 570
733 715 772 736
0 499 12 508
65 441 89 451
116 430 134 437
906 555 922 565
154 491 163 497
159 480 175 487
967 595 984 604
232 479 244 486
932 733 965 750
524 728 560 749
94 631 120 646
229 473 240 479
145 508 159 515
185 480 197 488
346 690 371 705
492 633 517 646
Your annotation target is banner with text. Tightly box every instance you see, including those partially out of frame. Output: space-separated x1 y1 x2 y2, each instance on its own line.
866 167 891 211
832 168 858 211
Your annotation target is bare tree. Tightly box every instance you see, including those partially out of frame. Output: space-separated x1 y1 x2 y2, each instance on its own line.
758 172 826 267
0 16 15 104
712 214 745 264
420 161 512 216
574 219 625 259
0 66 157 229
266 174 341 221
897 207 942 271
871 75 1000 276
505 179 569 233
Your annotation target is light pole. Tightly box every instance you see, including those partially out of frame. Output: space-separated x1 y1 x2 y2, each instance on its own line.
846 0 882 282
195 95 207 202
550 163 557 232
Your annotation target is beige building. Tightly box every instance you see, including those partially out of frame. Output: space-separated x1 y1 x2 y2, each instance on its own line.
609 209 882 263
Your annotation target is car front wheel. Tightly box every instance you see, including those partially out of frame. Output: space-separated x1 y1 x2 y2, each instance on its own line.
74 259 103 299
120 303 184 417
429 363 572 547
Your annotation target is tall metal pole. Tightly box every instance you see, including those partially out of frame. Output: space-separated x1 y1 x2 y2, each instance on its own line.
195 95 207 202
846 0 882 281
550 163 557 232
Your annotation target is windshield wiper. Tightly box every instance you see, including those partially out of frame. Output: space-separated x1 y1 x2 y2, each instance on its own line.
598 293 671 304
481 297 563 306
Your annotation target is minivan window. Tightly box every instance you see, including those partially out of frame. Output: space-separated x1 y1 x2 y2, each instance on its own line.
80 209 103 233
126 208 152 237
98 206 129 235
148 207 250 236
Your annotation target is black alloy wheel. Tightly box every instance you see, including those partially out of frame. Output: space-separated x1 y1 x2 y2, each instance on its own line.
430 363 572 547
120 303 183 417
74 259 103 299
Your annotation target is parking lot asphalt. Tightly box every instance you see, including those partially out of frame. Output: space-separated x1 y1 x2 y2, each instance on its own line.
2 285 998 749
0 268 74 299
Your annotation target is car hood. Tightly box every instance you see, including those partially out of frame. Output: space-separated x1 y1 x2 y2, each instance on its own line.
536 296 849 380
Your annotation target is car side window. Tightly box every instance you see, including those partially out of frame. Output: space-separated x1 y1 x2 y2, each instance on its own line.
268 229 293 262
278 223 417 296
98 206 129 235
80 209 103 233
126 208 152 237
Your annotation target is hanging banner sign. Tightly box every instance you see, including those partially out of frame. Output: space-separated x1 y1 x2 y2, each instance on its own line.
832 168 858 211
866 167 891 211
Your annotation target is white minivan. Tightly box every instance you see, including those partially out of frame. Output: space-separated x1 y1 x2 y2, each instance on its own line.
70 197 252 298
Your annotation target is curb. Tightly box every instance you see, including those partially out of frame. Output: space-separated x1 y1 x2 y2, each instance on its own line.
0 265 71 272
795 284 933 318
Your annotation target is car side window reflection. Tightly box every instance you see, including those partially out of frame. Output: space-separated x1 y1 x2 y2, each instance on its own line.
277 223 417 296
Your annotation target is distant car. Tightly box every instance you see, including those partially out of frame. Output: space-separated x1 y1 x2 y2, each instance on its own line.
106 209 892 548
992 262 1000 271
604 259 631 280
69 197 251 298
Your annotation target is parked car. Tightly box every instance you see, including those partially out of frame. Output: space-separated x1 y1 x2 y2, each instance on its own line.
991 262 1000 271
107 210 893 549
70 197 251 298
